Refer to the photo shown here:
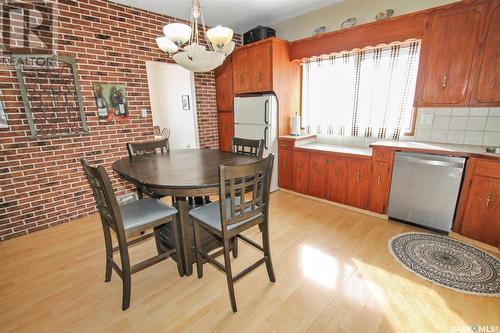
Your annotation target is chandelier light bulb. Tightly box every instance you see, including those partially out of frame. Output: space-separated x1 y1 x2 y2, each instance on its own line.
207 26 234 49
163 23 192 46
156 36 179 54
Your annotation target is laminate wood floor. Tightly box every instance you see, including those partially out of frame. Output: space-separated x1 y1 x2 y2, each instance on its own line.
1 191 499 333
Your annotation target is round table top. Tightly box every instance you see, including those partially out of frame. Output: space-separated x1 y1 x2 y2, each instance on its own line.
112 149 260 194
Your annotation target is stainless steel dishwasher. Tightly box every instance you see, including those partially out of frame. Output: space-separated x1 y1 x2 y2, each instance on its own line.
387 152 466 233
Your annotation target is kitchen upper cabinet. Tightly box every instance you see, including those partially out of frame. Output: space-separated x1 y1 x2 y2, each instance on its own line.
293 151 310 194
326 157 348 204
218 111 233 152
369 161 392 214
346 159 371 209
215 56 233 111
416 3 486 106
459 176 500 247
472 0 500 105
309 154 327 198
232 40 272 94
278 147 294 190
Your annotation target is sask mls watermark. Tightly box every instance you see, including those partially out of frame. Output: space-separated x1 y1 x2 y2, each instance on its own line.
452 325 499 333
1 0 57 56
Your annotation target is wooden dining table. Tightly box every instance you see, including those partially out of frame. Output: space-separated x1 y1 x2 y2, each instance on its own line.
111 149 260 276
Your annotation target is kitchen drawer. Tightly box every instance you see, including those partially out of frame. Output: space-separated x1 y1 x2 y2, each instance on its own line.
373 149 394 163
279 141 294 150
474 159 500 178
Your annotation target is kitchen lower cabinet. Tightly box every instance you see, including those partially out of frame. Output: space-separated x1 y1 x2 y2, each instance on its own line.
346 159 371 209
456 158 500 247
368 161 393 214
293 151 310 194
278 148 294 189
326 157 348 204
309 153 327 198
460 176 500 246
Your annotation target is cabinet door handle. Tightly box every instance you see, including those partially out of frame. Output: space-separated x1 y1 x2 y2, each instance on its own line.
356 171 360 182
486 192 493 208
442 74 448 88
257 72 261 82
336 168 340 176
377 175 381 185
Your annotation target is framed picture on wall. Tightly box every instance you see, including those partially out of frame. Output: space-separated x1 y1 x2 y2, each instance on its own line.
0 100 7 128
181 95 190 110
93 83 129 123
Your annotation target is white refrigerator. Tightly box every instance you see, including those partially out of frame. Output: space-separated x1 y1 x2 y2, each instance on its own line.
234 94 278 192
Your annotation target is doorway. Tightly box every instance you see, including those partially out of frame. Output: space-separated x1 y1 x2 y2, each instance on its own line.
146 62 199 149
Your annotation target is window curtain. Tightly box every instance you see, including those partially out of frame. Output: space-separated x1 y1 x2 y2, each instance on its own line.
302 41 420 140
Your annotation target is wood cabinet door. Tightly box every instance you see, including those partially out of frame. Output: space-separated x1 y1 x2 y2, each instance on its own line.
326 157 348 204
346 159 371 209
217 111 233 152
368 161 392 214
472 1 500 105
215 56 233 111
293 151 310 194
309 153 327 198
232 41 272 94
460 176 500 247
420 4 485 105
278 148 294 189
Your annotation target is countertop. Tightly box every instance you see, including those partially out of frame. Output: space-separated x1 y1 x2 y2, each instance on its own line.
295 143 372 157
370 141 500 160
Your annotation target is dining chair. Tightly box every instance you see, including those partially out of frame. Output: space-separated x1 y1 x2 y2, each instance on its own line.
189 154 275 312
81 159 182 310
126 139 170 200
232 137 264 158
230 137 265 258
127 139 209 206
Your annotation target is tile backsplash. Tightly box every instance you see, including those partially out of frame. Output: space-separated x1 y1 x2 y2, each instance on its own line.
414 107 500 146
315 107 500 148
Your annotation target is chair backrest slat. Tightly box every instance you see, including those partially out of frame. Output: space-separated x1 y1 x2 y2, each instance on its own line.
232 137 264 158
219 154 274 230
81 159 126 237
127 138 170 157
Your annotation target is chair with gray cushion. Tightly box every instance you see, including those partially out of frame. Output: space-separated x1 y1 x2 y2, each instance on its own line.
189 154 275 312
81 158 182 311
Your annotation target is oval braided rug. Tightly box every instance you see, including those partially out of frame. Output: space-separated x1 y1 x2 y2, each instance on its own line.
389 232 500 296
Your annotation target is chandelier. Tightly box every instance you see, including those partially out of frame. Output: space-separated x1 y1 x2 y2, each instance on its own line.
156 0 235 72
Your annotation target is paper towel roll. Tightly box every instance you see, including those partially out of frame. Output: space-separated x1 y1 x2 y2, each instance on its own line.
290 115 301 136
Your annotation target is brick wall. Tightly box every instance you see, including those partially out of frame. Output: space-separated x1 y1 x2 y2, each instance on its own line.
0 0 240 240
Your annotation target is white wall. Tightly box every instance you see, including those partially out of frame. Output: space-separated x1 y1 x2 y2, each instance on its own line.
146 62 199 149
271 0 458 41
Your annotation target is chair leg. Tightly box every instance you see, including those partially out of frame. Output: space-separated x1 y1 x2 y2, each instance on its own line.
136 186 143 200
118 242 132 311
261 220 276 283
170 215 184 277
232 237 239 258
193 221 203 279
101 222 113 282
222 238 238 312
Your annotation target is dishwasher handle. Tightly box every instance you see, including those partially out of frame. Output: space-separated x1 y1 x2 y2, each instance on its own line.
397 155 464 168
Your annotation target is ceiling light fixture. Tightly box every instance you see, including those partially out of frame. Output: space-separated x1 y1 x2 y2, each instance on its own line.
156 0 235 72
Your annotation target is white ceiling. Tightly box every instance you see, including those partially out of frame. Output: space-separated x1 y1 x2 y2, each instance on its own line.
112 0 343 33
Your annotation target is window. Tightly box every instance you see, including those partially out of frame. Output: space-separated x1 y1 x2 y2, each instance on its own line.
302 41 420 140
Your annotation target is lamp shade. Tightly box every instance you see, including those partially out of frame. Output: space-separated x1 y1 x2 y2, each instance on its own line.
206 26 234 49
156 36 178 54
163 23 192 46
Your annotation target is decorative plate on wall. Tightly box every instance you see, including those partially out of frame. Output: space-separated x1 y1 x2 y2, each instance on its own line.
376 9 394 21
341 17 357 29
